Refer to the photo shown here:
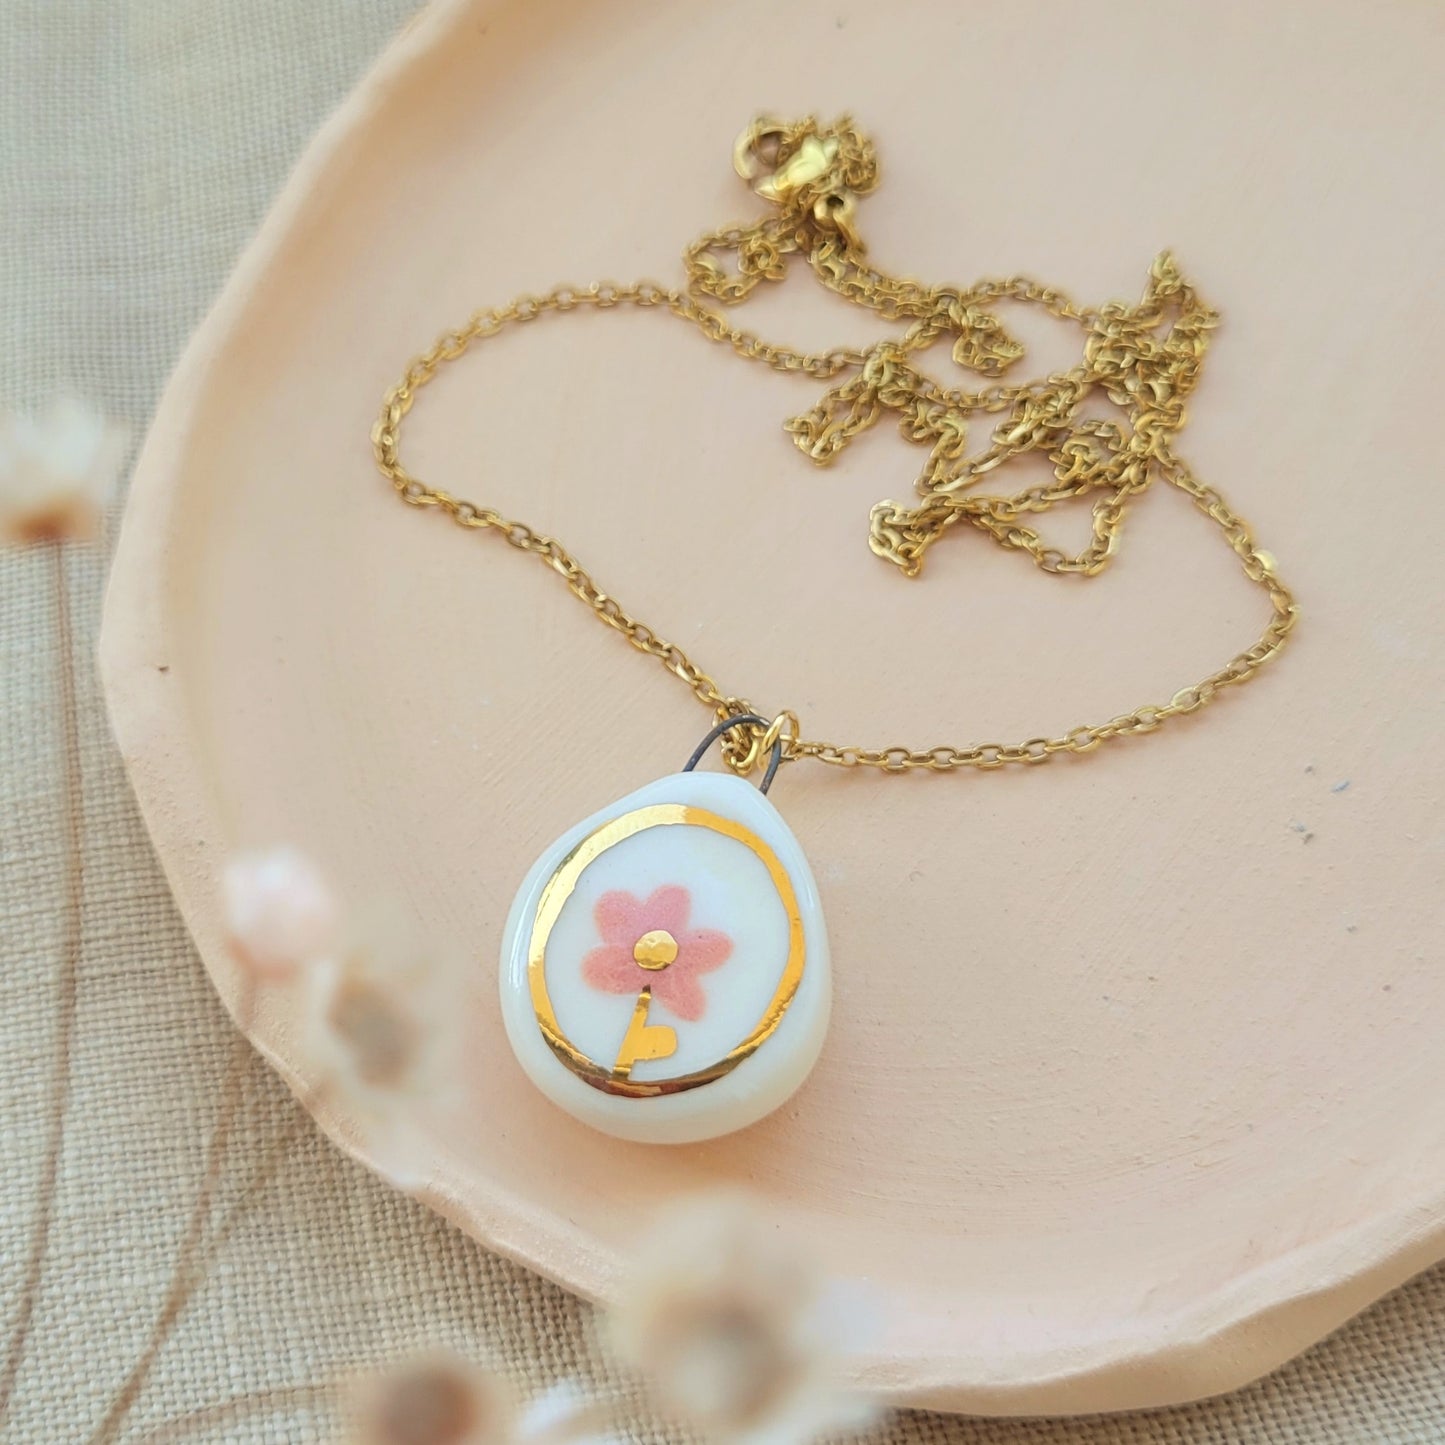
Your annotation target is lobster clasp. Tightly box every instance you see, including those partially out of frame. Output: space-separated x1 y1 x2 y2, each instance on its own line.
753 135 840 205
732 118 863 250
732 118 795 188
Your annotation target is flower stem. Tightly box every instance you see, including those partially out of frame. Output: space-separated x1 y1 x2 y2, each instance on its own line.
86 1045 301 1445
132 1380 337 1444
0 543 86 1422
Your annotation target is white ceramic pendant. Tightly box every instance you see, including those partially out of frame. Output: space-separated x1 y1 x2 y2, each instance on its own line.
500 769 830 1143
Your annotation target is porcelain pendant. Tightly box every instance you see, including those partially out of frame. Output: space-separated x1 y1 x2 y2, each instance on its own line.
500 770 831 1143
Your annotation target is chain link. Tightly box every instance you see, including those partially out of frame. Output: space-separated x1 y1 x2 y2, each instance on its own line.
373 115 1297 775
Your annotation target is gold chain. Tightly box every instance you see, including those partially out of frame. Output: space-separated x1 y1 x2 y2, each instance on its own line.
372 115 1297 776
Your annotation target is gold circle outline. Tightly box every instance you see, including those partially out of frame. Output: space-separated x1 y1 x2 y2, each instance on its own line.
527 803 806 1098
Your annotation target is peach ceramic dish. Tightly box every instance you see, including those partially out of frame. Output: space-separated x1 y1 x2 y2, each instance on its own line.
100 0 1445 1415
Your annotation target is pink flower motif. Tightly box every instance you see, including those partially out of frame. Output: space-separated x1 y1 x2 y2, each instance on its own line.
581 885 732 1022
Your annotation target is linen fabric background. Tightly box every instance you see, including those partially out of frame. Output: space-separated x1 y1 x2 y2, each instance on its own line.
2 2 1444 1440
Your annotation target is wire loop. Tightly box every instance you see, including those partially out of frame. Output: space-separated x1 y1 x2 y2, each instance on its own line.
682 714 783 795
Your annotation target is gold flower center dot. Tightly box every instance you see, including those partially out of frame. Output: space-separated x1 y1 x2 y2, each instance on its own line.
633 929 679 971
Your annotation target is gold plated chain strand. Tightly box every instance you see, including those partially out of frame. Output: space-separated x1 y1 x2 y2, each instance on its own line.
372 115 1298 776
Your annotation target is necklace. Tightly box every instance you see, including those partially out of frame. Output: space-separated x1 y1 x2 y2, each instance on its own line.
373 115 1297 1143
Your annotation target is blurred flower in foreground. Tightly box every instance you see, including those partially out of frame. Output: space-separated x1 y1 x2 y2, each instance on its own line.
222 846 339 983
222 845 456 1183
0 396 128 543
304 903 457 1184
348 1355 606 1445
608 1194 878 1445
349 1352 514 1445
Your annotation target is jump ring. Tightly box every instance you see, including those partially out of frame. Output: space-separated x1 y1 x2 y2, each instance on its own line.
681 713 785 795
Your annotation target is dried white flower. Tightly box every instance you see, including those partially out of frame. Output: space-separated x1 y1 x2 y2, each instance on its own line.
348 1352 515 1445
222 846 339 983
0 396 128 543
514 1382 610 1445
347 1357 607 1445
607 1194 877 1445
303 904 458 1184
